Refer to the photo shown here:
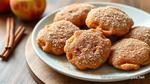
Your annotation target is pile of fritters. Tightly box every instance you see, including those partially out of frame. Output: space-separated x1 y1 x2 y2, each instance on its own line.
36 3 150 71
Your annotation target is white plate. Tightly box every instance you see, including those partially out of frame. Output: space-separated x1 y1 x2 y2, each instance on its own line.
32 2 150 82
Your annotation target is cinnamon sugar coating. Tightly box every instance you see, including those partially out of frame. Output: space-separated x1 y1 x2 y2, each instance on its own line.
109 38 150 71
86 6 133 36
125 26 150 45
64 29 111 70
54 3 94 27
36 20 80 55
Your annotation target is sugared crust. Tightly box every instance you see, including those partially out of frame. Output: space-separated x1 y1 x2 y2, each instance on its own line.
86 6 134 36
36 20 80 55
109 38 150 71
125 26 150 45
36 3 150 71
54 3 94 27
64 29 111 70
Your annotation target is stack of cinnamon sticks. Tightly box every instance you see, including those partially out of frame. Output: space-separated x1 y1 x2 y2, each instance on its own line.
0 17 25 60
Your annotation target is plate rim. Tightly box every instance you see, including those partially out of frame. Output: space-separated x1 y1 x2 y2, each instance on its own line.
31 2 150 82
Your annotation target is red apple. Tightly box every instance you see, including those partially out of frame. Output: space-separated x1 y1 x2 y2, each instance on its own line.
10 0 46 21
0 0 10 13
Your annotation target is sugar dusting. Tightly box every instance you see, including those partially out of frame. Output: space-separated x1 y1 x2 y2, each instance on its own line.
110 38 150 69
38 20 79 48
89 6 133 28
54 3 94 26
125 26 150 45
65 29 111 69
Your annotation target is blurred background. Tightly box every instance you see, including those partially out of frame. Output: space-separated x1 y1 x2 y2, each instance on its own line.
45 0 150 14
0 0 150 22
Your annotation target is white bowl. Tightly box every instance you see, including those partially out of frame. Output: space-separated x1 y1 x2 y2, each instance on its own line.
32 2 150 82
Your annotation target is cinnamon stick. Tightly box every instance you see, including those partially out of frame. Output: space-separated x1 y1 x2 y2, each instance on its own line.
0 49 7 57
8 17 15 48
0 17 14 57
5 17 11 49
4 17 15 49
2 26 25 60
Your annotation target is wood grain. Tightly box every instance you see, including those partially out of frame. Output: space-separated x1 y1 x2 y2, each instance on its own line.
0 0 150 84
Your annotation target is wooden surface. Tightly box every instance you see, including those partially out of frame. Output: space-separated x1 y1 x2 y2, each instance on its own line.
25 36 150 84
0 0 150 84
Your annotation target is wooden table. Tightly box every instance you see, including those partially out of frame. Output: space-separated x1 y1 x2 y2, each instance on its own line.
0 0 150 84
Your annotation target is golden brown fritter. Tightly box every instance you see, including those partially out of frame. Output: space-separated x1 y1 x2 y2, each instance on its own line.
125 26 150 45
54 3 94 27
64 29 111 70
36 20 80 55
86 6 134 36
109 38 150 71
